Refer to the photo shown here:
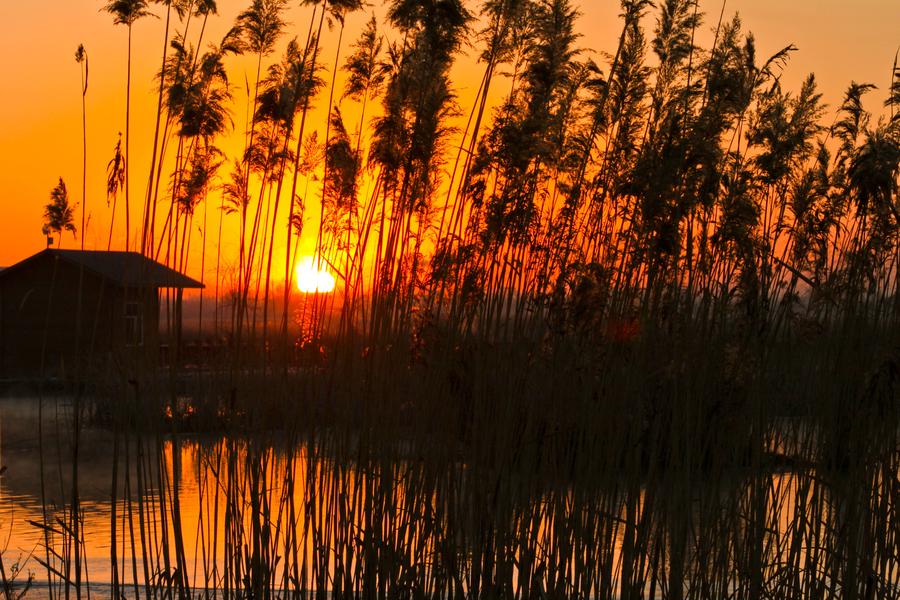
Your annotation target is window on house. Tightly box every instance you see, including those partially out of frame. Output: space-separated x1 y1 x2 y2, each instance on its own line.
125 302 144 346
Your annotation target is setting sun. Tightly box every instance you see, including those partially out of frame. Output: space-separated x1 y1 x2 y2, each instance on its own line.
295 257 336 294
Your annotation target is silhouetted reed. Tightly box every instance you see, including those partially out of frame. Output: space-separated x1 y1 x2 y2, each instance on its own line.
10 0 900 598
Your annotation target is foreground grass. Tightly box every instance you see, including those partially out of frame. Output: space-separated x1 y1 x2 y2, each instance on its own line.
9 311 895 600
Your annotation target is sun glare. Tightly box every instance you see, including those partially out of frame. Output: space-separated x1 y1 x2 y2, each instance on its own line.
295 257 336 293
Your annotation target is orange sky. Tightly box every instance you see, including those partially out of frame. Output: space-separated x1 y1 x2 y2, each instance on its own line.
1 0 898 284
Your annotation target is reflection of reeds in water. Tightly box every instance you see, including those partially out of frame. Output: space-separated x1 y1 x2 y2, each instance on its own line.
15 323 899 599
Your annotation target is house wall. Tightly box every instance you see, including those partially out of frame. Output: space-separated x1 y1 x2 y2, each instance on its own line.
118 285 161 372
0 253 160 379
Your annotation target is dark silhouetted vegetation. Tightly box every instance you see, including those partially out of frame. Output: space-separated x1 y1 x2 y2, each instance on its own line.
8 0 900 598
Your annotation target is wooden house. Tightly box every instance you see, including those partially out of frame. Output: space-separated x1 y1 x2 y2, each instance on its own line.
0 249 203 379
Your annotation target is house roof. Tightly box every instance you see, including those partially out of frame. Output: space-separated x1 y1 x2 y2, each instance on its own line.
0 249 204 289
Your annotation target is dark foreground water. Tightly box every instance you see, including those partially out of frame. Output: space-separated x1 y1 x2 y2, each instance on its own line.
0 395 898 600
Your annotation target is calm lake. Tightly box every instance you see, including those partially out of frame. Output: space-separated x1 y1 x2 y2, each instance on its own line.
0 394 897 600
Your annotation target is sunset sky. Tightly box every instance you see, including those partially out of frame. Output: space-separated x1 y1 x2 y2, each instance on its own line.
0 0 897 282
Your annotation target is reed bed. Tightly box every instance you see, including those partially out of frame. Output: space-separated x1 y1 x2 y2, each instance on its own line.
14 312 899 599
15 0 900 597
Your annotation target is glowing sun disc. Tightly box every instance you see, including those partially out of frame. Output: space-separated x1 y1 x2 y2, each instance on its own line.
295 257 336 293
